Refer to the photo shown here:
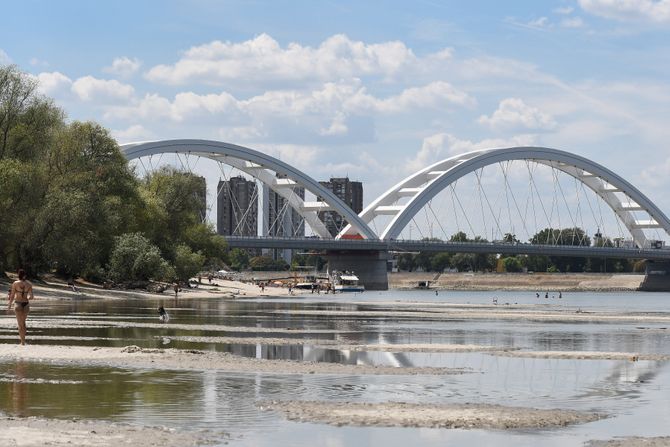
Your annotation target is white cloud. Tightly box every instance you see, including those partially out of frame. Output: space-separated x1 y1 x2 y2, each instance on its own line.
479 98 557 131
104 57 142 77
71 76 135 102
528 17 550 28
104 80 474 142
112 124 155 143
0 49 11 64
407 133 538 172
561 17 585 27
29 57 49 67
35 71 72 96
579 0 670 24
554 6 575 14
145 33 418 85
320 112 349 136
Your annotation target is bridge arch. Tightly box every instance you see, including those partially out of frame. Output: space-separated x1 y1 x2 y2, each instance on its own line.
120 139 377 239
340 146 670 247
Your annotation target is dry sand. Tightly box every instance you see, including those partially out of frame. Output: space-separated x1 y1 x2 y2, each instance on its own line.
0 416 221 447
259 400 605 429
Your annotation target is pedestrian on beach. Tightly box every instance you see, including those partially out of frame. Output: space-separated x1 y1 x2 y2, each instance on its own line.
173 281 179 299
208 274 213 284
7 269 34 345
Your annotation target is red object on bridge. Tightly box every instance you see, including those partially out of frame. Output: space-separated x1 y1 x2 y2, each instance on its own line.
340 233 364 240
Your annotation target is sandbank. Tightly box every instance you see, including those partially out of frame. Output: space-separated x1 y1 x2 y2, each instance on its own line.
587 437 670 447
0 416 220 447
0 344 468 376
259 400 605 429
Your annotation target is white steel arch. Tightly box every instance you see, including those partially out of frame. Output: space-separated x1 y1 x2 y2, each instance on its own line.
120 139 377 240
339 146 670 247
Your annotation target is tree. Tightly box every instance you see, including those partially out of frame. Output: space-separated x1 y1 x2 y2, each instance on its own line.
501 256 523 272
108 233 173 282
249 256 289 271
229 248 250 271
173 244 205 282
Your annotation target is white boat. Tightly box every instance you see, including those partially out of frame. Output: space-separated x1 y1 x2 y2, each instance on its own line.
332 272 365 292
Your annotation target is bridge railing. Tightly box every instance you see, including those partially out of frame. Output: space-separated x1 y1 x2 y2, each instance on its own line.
222 236 670 260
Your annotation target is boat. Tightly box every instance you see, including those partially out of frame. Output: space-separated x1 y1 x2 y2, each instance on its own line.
332 271 365 292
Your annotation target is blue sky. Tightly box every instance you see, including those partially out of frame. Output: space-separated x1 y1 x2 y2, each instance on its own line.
2 0 670 222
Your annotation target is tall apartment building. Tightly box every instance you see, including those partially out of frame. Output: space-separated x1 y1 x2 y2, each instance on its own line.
257 177 305 263
216 176 258 236
266 187 305 238
318 177 363 237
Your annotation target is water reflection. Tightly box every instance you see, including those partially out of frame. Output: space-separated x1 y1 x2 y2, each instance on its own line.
1 292 670 446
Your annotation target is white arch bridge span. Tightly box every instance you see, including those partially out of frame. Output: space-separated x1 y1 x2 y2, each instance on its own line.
121 140 670 290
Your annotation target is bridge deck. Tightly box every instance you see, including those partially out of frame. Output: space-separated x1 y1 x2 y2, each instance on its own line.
224 236 670 260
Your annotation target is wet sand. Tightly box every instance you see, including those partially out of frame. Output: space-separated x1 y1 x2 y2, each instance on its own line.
259 400 605 429
587 437 670 447
0 345 468 376
0 416 221 446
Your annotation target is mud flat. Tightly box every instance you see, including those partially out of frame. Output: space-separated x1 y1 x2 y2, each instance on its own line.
587 437 670 447
0 416 221 447
260 401 605 429
493 350 670 361
0 345 468 376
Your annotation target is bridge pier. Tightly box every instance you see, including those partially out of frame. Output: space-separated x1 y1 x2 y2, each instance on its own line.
640 260 670 291
326 250 389 291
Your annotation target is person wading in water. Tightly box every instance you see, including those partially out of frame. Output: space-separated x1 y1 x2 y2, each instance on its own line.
7 269 34 345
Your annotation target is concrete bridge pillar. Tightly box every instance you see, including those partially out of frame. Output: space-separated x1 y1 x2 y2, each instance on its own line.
326 250 389 291
640 260 670 291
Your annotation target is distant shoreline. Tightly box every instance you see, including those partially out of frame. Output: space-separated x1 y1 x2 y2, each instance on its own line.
389 272 645 292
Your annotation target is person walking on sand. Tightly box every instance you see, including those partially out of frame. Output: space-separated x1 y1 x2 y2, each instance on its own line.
7 269 34 345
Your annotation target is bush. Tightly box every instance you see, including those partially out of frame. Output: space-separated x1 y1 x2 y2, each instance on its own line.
108 233 173 282
174 244 205 282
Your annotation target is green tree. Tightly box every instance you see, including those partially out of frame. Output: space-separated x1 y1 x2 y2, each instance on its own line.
108 233 173 282
173 244 205 282
501 256 523 272
229 248 250 271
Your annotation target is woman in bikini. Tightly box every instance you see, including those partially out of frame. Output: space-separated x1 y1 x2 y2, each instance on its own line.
7 269 34 345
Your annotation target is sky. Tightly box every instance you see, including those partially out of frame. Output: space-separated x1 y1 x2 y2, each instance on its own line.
2 0 670 232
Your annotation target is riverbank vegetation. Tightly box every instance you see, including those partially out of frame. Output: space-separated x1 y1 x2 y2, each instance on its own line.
0 65 226 283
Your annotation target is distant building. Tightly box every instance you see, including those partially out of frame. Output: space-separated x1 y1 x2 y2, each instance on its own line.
318 177 363 237
216 176 258 236
259 175 305 263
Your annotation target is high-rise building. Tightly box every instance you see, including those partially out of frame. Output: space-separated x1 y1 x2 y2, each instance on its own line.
216 176 258 236
267 187 305 238
318 177 363 237
258 176 305 263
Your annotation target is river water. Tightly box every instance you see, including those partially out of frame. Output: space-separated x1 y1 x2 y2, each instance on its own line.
1 290 669 446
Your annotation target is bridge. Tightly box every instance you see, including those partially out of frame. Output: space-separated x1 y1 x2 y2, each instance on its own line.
121 139 670 290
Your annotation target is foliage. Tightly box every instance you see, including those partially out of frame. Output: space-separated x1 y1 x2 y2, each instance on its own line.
229 248 250 271
249 255 289 271
108 233 173 282
291 253 327 271
501 256 523 273
173 244 205 282
0 65 226 282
